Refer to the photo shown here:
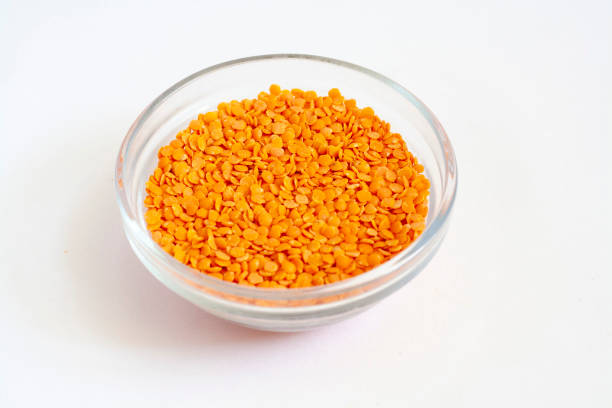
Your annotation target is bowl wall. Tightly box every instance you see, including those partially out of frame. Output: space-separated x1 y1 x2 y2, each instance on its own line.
116 54 457 331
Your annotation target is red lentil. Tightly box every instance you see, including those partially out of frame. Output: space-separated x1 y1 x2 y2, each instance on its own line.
144 86 430 288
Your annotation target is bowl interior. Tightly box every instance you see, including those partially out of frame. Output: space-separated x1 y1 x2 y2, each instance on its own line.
117 54 456 300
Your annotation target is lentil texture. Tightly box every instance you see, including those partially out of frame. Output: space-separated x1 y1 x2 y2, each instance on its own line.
144 86 430 288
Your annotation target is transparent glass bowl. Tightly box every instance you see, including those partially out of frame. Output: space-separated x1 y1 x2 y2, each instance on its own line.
115 54 457 331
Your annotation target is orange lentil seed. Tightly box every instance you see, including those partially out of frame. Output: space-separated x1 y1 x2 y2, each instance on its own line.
144 85 429 288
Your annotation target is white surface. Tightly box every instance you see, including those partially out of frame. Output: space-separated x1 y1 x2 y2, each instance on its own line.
1 0 611 406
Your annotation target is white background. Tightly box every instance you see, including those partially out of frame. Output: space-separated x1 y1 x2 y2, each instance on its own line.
1 0 611 406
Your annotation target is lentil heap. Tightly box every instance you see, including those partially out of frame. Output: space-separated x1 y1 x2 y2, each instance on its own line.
144 85 430 288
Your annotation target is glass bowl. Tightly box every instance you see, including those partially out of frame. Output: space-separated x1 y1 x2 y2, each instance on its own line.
115 54 457 331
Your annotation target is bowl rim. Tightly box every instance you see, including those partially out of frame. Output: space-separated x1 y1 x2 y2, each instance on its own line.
115 53 458 303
